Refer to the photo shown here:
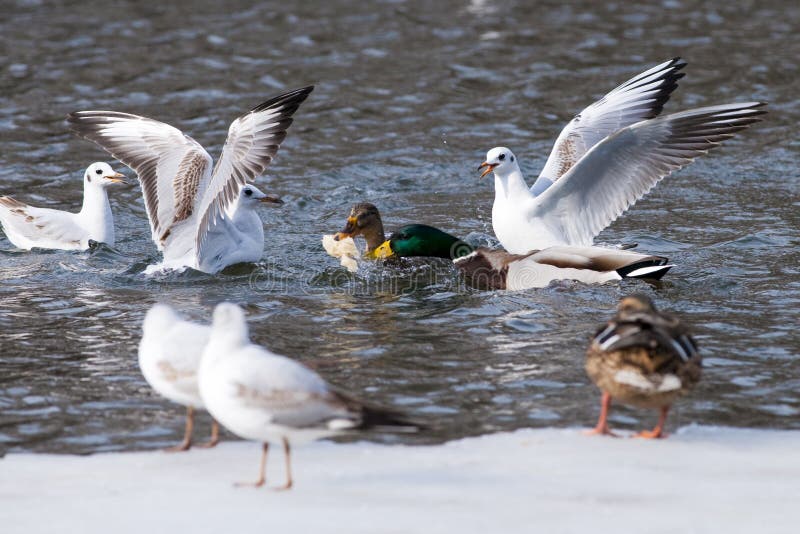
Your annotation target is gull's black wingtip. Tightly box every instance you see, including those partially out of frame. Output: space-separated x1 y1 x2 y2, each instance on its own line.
669 56 687 69
250 85 315 113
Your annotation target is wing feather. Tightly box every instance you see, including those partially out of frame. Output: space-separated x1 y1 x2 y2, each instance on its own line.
531 102 767 246
67 111 212 249
194 86 314 257
532 58 686 195
0 197 87 249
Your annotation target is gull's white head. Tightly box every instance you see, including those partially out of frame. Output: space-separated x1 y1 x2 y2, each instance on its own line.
142 303 179 334
237 184 284 210
211 302 250 345
84 162 126 188
478 147 519 179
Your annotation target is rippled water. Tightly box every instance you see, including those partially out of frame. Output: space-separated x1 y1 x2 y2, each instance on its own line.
0 0 798 454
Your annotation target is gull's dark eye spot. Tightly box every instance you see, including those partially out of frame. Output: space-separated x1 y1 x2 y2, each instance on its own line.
95 168 103 175
498 153 506 161
510 155 515 162
244 189 253 196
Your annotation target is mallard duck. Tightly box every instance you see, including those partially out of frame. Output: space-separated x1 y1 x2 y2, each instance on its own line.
0 162 125 250
329 204 673 289
585 294 701 438
68 86 312 274
480 57 766 253
138 303 220 451
198 303 417 490
332 202 387 258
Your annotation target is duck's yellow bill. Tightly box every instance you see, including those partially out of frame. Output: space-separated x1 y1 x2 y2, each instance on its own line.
370 240 395 259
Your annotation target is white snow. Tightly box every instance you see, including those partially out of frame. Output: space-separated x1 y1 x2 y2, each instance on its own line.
2 426 800 533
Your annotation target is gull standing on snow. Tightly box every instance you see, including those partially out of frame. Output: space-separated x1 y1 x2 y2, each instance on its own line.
0 162 125 250
138 303 219 451
67 86 313 273
478 58 766 254
198 302 416 490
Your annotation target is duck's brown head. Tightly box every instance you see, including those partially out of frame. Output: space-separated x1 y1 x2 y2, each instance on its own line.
333 203 386 253
617 293 657 316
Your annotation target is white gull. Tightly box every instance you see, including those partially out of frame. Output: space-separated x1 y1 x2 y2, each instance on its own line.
67 86 313 273
198 302 416 490
479 58 766 254
0 162 125 250
138 303 219 451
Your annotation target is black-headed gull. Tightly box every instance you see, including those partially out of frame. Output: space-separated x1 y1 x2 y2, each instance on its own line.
138 303 219 451
67 86 312 273
0 162 125 250
198 302 417 490
479 59 766 254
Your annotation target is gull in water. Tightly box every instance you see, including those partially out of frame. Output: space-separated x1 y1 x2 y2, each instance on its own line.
0 162 125 250
67 86 313 273
198 302 417 490
478 58 766 254
138 303 219 451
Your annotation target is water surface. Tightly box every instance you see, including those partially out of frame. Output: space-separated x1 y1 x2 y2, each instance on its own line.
0 0 798 454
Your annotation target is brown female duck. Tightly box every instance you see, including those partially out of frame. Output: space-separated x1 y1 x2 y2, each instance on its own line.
585 294 701 438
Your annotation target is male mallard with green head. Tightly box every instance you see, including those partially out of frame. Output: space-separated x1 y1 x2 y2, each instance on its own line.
329 204 673 289
585 294 701 439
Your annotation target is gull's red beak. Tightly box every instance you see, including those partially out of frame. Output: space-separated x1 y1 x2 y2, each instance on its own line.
258 194 284 205
478 161 496 178
106 172 127 184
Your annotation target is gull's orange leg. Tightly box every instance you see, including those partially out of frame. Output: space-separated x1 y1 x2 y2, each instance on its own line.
235 443 268 488
634 405 670 439
273 437 293 491
196 419 220 449
165 406 194 452
584 392 618 437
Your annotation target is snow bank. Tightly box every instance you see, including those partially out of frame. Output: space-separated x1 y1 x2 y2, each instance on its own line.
2 426 799 534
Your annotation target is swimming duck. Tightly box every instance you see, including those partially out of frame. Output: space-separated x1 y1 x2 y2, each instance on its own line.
584 294 701 438
377 225 672 290
0 162 125 250
329 204 672 289
480 58 766 253
332 202 387 258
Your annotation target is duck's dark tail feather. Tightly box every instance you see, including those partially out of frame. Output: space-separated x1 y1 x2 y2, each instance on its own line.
617 260 673 280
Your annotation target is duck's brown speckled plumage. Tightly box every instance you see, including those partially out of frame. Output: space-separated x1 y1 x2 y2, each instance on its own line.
585 294 701 438
333 203 386 254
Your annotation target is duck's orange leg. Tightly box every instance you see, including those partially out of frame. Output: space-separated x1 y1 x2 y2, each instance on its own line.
584 392 618 437
635 405 670 439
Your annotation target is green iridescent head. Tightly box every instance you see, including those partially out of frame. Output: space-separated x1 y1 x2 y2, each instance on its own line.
373 224 474 260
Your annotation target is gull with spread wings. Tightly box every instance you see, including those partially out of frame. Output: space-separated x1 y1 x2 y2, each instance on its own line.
478 58 766 254
68 86 313 274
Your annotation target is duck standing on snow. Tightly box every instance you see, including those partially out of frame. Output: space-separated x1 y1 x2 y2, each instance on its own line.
198 302 417 490
138 303 219 451
67 86 313 274
479 57 766 253
328 203 672 289
585 294 702 439
0 162 125 250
